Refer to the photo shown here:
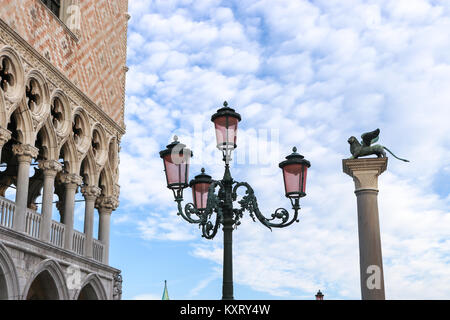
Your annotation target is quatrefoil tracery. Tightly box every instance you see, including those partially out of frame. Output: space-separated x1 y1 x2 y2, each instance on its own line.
0 57 15 93
25 79 41 112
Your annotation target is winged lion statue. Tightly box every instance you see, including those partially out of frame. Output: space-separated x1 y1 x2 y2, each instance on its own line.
347 129 409 162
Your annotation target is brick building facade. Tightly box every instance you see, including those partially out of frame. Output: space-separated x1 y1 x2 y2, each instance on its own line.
0 0 128 299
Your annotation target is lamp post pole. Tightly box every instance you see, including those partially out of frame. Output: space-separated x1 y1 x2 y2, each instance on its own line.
222 164 234 300
160 102 311 300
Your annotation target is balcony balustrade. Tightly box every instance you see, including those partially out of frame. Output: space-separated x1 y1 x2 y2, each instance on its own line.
0 196 104 263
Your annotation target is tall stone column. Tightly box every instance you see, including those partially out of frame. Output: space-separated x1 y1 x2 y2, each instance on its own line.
12 144 39 233
343 158 387 300
58 173 83 251
0 127 11 160
81 185 101 258
96 195 118 264
38 160 62 242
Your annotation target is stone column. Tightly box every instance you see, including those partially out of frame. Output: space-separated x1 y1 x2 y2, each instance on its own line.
38 160 62 242
12 144 39 233
343 158 387 300
0 127 11 160
96 196 118 264
58 173 83 251
81 185 101 258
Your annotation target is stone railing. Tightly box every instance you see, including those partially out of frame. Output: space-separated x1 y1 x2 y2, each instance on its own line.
0 196 104 264
0 197 15 229
72 230 86 256
93 239 104 263
25 208 41 238
50 220 65 248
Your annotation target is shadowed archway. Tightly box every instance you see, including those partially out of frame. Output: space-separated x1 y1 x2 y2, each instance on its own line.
26 270 60 300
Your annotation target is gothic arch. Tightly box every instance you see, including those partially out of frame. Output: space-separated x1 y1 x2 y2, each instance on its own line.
99 166 114 197
0 242 20 300
59 137 79 175
22 259 69 300
73 273 107 300
80 150 99 186
8 99 34 145
36 117 59 161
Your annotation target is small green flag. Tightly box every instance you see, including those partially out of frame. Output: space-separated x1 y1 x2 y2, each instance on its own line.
162 280 169 300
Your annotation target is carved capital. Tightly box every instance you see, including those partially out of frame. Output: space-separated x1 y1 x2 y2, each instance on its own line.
38 160 63 176
81 185 101 200
95 195 119 211
0 127 11 145
12 144 39 162
57 173 83 187
343 158 388 192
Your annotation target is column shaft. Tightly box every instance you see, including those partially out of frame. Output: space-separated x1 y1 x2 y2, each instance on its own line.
38 160 62 242
84 198 95 258
355 189 385 299
98 208 111 264
40 172 56 241
82 186 101 259
63 184 77 250
14 159 31 232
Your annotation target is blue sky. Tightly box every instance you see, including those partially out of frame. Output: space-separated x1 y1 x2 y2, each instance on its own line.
107 0 450 299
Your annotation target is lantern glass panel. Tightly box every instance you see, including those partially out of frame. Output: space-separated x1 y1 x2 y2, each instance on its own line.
163 152 190 189
282 163 307 197
193 182 210 210
213 116 239 150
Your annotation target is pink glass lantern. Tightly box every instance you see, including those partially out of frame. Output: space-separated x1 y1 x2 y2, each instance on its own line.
211 101 241 152
160 136 192 197
189 168 212 211
315 290 324 300
278 147 311 199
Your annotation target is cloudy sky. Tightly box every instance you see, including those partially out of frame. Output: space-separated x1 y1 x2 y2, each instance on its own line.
109 0 450 300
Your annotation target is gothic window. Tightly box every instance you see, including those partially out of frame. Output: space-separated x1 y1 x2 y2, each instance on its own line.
41 0 61 18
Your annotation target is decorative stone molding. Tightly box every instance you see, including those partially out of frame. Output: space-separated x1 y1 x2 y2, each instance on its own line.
342 158 388 192
0 127 11 145
95 195 119 211
81 185 101 200
57 172 83 187
38 160 63 176
113 272 123 300
12 143 39 162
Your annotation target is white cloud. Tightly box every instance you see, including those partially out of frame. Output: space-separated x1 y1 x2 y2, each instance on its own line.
122 0 450 299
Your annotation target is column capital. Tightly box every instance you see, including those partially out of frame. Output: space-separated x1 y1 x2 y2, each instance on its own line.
81 185 102 200
343 158 388 192
96 195 119 212
38 160 63 176
12 144 39 162
0 127 11 145
57 173 83 187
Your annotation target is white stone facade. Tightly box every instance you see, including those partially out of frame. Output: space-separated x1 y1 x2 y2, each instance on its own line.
0 1 127 300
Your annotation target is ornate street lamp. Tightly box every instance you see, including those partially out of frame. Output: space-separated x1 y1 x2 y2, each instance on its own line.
160 101 311 300
315 290 324 300
159 136 192 199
